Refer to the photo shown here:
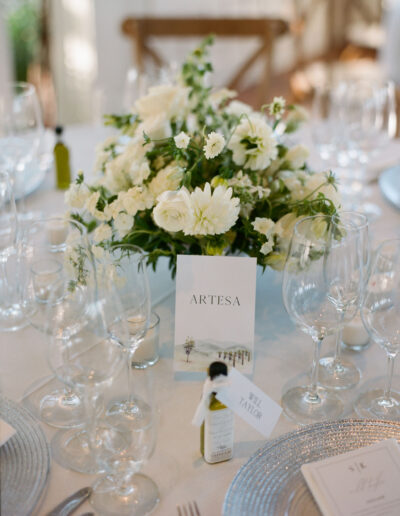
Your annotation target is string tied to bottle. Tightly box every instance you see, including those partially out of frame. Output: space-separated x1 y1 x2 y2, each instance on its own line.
192 374 230 427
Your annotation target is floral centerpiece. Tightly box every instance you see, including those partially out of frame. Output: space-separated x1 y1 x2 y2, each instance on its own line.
65 36 339 276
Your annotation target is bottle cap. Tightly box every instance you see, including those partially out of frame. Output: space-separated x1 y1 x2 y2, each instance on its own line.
55 125 64 136
208 361 228 379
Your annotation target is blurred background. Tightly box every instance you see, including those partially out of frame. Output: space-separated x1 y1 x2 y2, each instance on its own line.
1 0 399 126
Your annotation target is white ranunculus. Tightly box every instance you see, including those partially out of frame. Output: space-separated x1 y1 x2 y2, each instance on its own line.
134 84 190 139
104 199 123 220
114 212 134 238
153 188 193 233
203 132 225 159
188 183 239 236
148 163 184 200
286 145 309 169
174 131 190 149
252 217 275 237
64 182 90 209
93 223 112 244
225 100 253 117
119 186 152 216
228 115 278 171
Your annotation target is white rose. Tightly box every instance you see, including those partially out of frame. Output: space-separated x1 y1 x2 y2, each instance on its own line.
187 183 240 236
135 84 190 139
286 145 309 169
174 131 190 149
153 188 193 233
114 212 134 238
93 223 112 244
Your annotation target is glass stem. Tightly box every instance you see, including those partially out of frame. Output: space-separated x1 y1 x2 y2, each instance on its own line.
0 260 9 304
383 353 396 401
308 338 323 402
84 386 98 453
126 348 136 405
334 311 345 364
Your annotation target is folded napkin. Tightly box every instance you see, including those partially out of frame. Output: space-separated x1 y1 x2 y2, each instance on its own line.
0 418 16 447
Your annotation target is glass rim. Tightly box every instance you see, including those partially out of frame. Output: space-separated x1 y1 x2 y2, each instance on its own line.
332 210 369 230
149 311 160 329
374 238 400 262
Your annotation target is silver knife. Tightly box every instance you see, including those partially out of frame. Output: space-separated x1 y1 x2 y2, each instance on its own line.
46 487 92 516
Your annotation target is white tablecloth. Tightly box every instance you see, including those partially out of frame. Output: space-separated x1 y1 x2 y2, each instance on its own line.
1 124 400 515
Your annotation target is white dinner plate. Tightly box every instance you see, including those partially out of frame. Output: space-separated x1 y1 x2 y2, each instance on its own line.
379 165 400 210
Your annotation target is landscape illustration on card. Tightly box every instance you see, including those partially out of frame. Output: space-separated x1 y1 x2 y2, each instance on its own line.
174 255 256 374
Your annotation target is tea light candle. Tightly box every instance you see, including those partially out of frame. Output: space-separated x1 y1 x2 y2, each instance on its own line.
342 314 370 350
127 314 146 336
31 258 63 302
46 220 69 247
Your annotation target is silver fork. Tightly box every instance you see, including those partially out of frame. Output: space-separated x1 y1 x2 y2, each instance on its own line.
177 500 201 516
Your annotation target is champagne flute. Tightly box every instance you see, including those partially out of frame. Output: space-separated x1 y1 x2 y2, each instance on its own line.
0 169 26 331
47 274 128 474
354 239 400 419
0 82 43 219
319 211 369 390
281 215 343 424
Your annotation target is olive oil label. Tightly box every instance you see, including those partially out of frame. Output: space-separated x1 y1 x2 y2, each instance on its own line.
216 368 282 438
174 255 256 373
204 408 234 463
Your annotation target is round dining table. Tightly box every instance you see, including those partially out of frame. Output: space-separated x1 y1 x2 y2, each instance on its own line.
1 123 400 516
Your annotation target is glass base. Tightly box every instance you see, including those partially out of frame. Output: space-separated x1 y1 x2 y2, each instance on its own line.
106 398 153 430
282 386 343 425
354 389 400 420
51 424 131 474
91 469 159 516
0 304 28 332
318 356 361 390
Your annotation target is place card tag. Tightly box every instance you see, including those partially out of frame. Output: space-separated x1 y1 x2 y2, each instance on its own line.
301 439 400 516
216 368 282 438
174 255 256 373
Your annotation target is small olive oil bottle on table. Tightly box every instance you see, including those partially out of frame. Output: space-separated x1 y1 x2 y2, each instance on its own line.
53 125 71 189
201 361 234 464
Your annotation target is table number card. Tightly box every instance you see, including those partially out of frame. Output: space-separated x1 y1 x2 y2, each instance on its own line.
174 255 256 373
301 439 400 516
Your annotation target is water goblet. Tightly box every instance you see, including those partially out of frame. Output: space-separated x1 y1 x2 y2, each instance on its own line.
318 211 368 390
0 169 26 331
91 367 159 516
281 215 343 425
354 239 400 420
20 217 95 428
102 245 152 426
47 275 128 474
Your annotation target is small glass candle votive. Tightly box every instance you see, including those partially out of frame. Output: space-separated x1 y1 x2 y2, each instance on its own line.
31 258 63 303
46 220 69 251
342 313 370 351
131 312 160 369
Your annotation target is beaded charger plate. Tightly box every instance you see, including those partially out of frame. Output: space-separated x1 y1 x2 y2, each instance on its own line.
223 419 400 516
0 395 51 516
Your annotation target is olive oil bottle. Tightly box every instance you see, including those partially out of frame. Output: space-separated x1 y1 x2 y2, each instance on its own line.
200 361 234 464
53 125 71 189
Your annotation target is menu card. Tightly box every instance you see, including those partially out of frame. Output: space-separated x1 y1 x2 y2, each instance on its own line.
174 255 256 373
301 439 400 516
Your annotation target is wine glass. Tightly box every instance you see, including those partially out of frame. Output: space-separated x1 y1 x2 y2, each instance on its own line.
103 245 151 425
318 211 369 390
281 215 343 425
47 274 128 474
0 82 43 218
20 217 97 428
354 239 400 420
91 367 159 516
0 169 27 331
338 80 397 219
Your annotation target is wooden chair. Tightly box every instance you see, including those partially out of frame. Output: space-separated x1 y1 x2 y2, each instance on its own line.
121 17 289 107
